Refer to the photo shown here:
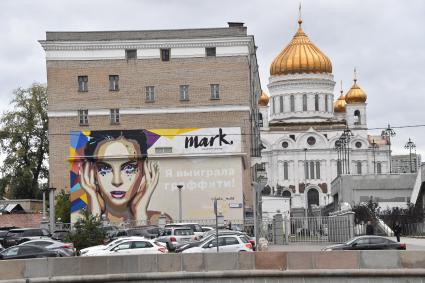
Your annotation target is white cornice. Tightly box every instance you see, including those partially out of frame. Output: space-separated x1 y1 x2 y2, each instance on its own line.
39 37 253 51
48 105 251 117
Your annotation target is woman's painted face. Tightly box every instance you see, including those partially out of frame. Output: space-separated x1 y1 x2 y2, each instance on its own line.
94 139 143 207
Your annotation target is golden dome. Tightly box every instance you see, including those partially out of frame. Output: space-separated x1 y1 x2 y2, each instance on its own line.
334 91 347 113
345 72 367 103
270 18 332 76
258 91 269 106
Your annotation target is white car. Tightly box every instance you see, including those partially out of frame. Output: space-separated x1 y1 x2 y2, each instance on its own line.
80 237 143 256
182 235 253 253
165 223 204 239
85 238 166 256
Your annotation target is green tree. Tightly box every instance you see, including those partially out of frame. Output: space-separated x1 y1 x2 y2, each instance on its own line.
0 83 48 199
55 191 71 223
68 210 105 251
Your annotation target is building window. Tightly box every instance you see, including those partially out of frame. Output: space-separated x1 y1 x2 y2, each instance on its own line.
307 136 316 146
357 161 362 174
355 141 362 148
315 94 319 111
316 162 321 179
284 162 289 180
180 85 189 101
282 141 289 148
354 110 361 125
279 96 284 113
210 84 220 99
161 48 170 61
78 109 88 125
337 160 342 175
206 47 216 57
110 109 120 124
310 161 315 179
377 162 382 174
303 94 307 111
109 75 119 91
78 76 88 92
125 49 137 60
145 86 155 102
325 94 329 112
273 97 276 114
304 161 309 179
155 147 172 154
290 95 295 112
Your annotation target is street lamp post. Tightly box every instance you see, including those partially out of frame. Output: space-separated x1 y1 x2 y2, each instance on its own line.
404 138 416 173
371 139 378 174
381 124 396 173
48 187 56 234
303 148 308 220
177 185 183 222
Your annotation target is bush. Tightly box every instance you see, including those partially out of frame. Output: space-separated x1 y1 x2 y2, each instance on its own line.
68 210 105 251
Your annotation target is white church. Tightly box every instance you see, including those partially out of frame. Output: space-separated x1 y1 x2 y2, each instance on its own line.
258 15 391 217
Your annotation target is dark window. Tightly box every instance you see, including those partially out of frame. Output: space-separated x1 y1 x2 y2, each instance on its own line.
133 241 153 248
337 160 342 175
109 75 119 91
125 49 137 60
78 109 88 126
19 246 43 255
24 229 42 236
377 163 382 174
307 136 316 146
325 94 329 112
289 135 295 141
210 84 219 99
282 190 291 198
302 94 307 111
78 76 88 92
161 49 170 61
310 161 315 179
370 237 386 244
145 86 155 102
206 47 216 57
290 95 295 112
315 94 319 111
180 85 189 101
357 161 362 174
316 162 321 179
279 96 284 112
224 237 239 246
307 189 319 207
354 110 361 125
282 141 289 148
283 162 289 180
110 109 120 124
355 141 362 148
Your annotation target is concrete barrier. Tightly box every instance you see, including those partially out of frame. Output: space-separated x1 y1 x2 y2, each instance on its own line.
1 251 425 282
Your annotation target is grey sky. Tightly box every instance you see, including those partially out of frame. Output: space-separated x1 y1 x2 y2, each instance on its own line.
0 0 424 156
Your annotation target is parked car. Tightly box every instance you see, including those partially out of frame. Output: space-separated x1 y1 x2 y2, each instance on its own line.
3 228 51 248
322 235 406 251
19 239 76 257
182 235 253 253
80 237 140 256
165 223 204 239
202 229 256 251
157 226 196 248
0 245 59 260
84 238 166 256
0 243 3 252
51 230 70 242
110 226 161 241
202 226 214 233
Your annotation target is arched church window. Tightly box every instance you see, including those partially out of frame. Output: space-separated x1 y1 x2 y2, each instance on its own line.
315 94 319 111
284 162 289 180
303 94 307 111
377 162 382 174
272 97 276 114
357 161 362 174
316 162 321 179
307 188 319 207
279 96 284 113
354 110 361 125
325 94 329 112
290 95 295 112
282 190 291 198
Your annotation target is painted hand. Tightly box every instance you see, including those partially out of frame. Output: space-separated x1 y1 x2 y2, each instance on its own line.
79 162 104 216
131 160 159 222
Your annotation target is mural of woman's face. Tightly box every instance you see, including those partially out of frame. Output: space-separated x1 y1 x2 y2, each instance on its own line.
94 139 144 207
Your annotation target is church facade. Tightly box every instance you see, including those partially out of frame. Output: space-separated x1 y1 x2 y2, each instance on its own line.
258 16 391 215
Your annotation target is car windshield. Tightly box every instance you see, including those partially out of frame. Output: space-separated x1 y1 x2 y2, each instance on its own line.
7 230 24 236
346 237 363 245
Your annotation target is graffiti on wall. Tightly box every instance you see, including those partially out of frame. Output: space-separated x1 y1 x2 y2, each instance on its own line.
69 128 243 223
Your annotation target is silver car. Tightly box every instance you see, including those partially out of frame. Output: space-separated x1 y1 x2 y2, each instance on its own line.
19 239 75 256
158 226 196 245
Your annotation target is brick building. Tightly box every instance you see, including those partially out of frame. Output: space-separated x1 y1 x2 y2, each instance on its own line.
39 23 262 224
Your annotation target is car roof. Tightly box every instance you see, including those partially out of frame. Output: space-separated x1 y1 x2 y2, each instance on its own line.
9 228 41 232
165 226 192 230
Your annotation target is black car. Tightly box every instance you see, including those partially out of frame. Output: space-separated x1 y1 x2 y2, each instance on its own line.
323 235 406 251
0 245 59 260
3 228 51 248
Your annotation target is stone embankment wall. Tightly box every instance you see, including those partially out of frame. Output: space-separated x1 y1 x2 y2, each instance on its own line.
1 251 425 282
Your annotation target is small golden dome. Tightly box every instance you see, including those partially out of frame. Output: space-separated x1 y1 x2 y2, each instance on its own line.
270 18 332 76
258 91 269 106
334 91 347 113
345 72 367 103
